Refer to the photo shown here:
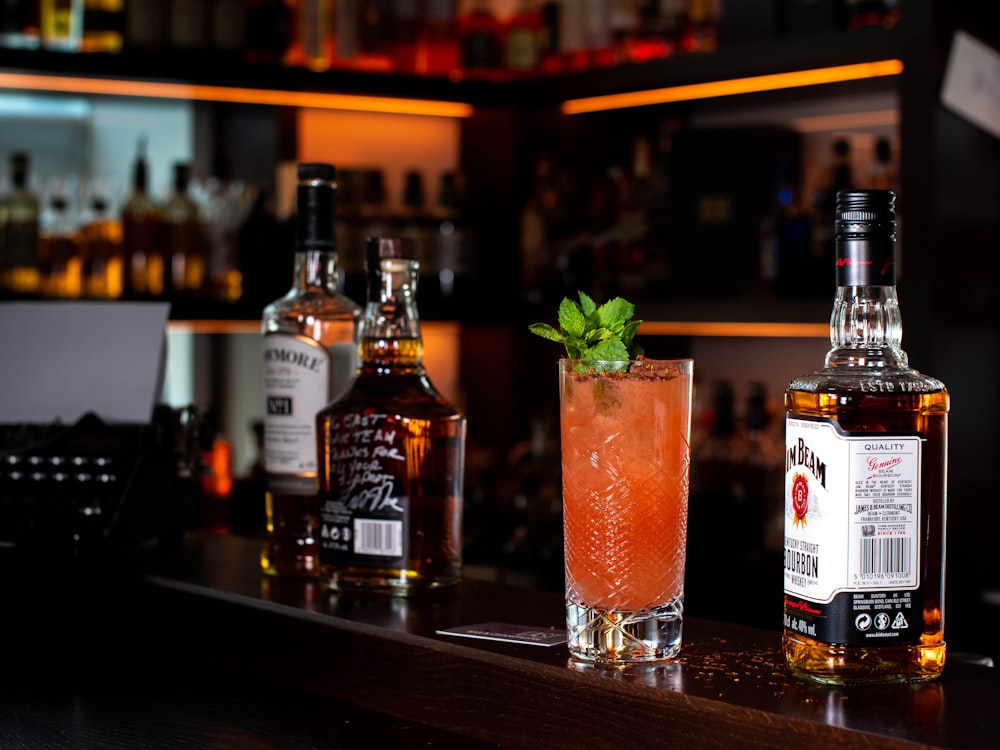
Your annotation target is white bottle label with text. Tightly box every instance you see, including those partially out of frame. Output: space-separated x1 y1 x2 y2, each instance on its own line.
263 332 333 478
784 417 922 605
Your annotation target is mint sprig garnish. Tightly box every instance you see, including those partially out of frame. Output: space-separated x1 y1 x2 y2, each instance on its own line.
529 291 643 364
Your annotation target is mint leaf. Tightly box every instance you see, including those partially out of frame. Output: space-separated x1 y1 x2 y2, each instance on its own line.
529 291 644 363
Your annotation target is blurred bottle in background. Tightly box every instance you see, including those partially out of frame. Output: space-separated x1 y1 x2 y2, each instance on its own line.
121 137 166 298
0 151 41 296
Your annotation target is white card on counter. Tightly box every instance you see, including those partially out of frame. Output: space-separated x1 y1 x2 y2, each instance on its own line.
437 622 567 647
0 301 170 424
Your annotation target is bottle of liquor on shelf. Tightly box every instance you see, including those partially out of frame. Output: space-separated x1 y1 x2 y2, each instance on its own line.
124 0 165 53
162 162 206 298
503 0 542 73
0 151 41 297
783 189 948 685
79 189 124 299
844 0 901 31
261 162 362 578
389 0 420 74
458 0 502 75
121 136 166 298
39 182 82 298
285 0 333 71
0 0 41 49
685 0 720 53
317 235 466 594
209 0 247 59
166 0 207 52
40 0 82 50
80 0 123 53
419 0 459 76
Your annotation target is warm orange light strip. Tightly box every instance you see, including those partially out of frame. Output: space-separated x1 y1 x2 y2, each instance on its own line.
0 72 474 118
791 108 899 133
562 60 904 114
639 321 829 338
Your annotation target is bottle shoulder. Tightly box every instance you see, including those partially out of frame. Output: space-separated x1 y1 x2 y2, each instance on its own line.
263 288 362 320
122 192 163 216
162 194 200 222
787 364 948 394
320 373 463 421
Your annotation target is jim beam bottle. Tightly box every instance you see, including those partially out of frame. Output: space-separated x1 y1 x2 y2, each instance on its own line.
317 236 466 593
783 189 948 684
261 163 361 578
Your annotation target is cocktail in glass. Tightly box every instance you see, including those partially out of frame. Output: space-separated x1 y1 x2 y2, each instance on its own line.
559 357 693 665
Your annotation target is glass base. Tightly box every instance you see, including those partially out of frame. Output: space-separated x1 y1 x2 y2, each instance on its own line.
566 598 683 665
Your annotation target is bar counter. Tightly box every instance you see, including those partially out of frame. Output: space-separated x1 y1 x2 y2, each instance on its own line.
4 533 997 749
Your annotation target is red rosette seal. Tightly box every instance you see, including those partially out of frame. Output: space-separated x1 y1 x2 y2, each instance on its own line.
791 472 809 528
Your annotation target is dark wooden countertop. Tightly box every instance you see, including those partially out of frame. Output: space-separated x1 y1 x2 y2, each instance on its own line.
3 533 997 749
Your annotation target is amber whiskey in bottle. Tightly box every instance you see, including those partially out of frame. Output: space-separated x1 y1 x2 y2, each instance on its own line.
783 189 948 684
317 236 466 594
121 137 166 298
0 151 40 296
261 163 361 578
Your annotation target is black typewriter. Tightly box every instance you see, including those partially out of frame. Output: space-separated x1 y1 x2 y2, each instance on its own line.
0 405 207 561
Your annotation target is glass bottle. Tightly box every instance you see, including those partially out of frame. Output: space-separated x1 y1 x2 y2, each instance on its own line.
121 137 165 299
317 236 466 594
458 0 501 75
39 183 82 299
783 189 948 684
0 151 40 296
80 0 123 53
261 162 361 578
79 191 124 299
285 0 333 71
41 0 82 51
0 0 41 49
162 162 206 298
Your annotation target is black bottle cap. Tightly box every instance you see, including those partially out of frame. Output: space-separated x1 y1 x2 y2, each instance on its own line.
295 163 337 250
835 189 896 287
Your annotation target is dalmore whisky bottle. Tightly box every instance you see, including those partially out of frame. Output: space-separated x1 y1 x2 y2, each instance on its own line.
261 163 361 577
783 189 948 684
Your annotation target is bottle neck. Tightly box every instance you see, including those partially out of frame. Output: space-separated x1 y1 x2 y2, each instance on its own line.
360 257 424 372
825 284 907 368
292 248 341 293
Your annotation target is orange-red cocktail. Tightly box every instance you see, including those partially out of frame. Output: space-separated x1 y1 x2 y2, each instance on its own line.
559 357 693 664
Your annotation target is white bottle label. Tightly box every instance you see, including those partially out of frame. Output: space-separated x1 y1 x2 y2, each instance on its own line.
262 332 334 478
784 417 922 605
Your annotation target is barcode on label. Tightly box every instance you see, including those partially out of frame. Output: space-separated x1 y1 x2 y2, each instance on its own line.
354 519 403 557
861 538 911 575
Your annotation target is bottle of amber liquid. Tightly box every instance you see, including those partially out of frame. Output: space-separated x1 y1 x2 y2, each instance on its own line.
317 236 466 594
783 189 948 684
162 162 206 298
121 137 165 299
261 163 361 578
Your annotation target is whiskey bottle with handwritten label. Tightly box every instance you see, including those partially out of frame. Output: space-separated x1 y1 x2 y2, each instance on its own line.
317 236 466 593
783 189 949 684
261 163 361 578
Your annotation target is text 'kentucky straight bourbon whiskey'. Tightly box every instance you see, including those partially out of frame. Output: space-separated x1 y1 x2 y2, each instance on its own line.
783 189 949 684
317 236 466 594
